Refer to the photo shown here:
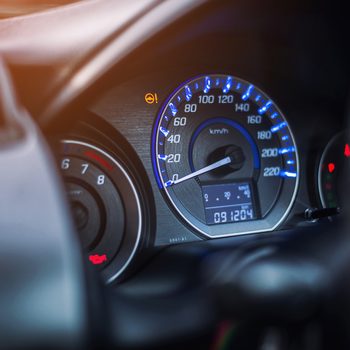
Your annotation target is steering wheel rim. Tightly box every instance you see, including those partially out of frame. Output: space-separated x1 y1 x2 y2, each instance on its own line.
0 59 88 349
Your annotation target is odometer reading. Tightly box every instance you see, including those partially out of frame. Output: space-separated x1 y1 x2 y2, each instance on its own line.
152 74 299 238
202 183 256 225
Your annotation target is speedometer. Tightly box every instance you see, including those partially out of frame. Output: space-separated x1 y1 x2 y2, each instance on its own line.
152 74 299 237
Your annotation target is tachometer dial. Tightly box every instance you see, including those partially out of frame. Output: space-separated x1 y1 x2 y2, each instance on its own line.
60 140 142 283
152 74 299 237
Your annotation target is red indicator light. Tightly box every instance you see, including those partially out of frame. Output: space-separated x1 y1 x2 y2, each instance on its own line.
89 254 107 265
84 150 113 171
344 144 350 158
328 162 335 173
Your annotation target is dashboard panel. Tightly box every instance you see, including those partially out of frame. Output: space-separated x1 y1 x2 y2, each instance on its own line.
50 0 349 282
0 0 349 348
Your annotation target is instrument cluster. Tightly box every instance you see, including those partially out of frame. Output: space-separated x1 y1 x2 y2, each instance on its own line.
54 67 348 283
52 3 349 282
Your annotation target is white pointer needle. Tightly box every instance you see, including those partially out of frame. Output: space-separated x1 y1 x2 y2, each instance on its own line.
166 156 232 187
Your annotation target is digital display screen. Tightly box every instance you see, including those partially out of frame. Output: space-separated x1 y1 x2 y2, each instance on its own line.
202 182 256 225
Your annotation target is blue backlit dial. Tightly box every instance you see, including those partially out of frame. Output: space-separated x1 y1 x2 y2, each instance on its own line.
152 74 299 238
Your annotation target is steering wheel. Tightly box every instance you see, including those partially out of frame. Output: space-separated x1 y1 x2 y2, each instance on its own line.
0 1 349 349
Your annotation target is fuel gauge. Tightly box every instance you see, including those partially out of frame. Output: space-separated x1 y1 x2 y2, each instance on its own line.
318 130 350 210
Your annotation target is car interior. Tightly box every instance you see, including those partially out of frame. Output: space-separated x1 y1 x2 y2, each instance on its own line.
0 0 349 349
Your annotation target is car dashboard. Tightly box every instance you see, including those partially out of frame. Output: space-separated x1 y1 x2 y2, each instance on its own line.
47 1 349 283
0 1 349 349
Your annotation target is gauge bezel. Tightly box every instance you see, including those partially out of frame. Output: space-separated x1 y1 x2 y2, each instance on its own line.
152 74 300 238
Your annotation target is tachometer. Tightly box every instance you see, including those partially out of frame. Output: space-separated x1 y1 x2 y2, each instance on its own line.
152 74 299 237
60 140 142 283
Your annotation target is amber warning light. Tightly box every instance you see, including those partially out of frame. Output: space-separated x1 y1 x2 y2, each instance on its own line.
145 92 158 104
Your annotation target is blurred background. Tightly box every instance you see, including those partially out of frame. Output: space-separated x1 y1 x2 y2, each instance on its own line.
0 0 80 18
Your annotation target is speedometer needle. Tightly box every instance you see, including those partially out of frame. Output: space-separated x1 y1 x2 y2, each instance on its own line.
166 156 232 187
